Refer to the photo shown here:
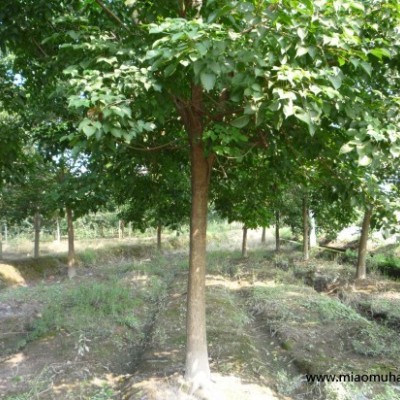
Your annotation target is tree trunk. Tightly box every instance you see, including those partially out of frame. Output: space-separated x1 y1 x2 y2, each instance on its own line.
309 210 317 248
34 211 40 259
4 223 7 243
356 206 373 280
98 223 105 238
66 207 76 279
261 227 266 243
179 84 213 388
0 232 3 260
302 197 309 261
56 218 61 243
118 219 125 240
242 226 248 258
275 210 281 253
157 225 162 250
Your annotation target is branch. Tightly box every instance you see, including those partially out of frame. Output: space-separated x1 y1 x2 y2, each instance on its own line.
32 38 48 58
94 0 130 32
122 139 182 152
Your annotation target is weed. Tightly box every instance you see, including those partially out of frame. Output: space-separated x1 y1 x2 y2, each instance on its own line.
79 249 98 265
351 323 400 357
28 281 140 340
303 296 364 322
275 369 303 396
89 385 115 400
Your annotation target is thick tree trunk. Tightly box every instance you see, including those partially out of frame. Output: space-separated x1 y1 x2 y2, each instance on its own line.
302 197 309 261
157 225 162 250
66 207 76 279
179 84 213 388
118 219 125 240
261 227 266 243
242 226 248 258
275 210 281 253
34 211 40 259
356 207 373 280
309 210 317 248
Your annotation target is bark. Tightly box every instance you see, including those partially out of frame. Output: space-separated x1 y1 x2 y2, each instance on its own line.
356 206 373 280
118 219 125 240
56 218 61 243
66 207 76 279
275 210 281 253
261 227 266 243
178 84 213 387
242 226 248 258
309 210 317 248
34 211 40 259
302 197 309 261
157 225 162 250
98 223 105 238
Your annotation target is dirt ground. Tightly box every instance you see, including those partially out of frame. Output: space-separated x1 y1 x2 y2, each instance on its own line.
1 226 400 400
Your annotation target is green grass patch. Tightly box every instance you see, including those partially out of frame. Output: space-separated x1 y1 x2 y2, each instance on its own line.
29 280 141 339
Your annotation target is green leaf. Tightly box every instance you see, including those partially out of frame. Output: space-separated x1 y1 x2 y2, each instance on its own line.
164 63 177 77
79 119 97 138
328 74 342 90
339 143 354 154
231 115 250 128
358 155 372 166
360 61 372 76
369 48 391 59
200 72 216 92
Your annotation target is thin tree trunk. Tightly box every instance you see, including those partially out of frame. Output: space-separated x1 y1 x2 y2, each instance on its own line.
275 210 281 253
242 226 248 257
261 227 266 243
0 231 3 260
180 84 213 387
302 197 309 261
157 225 162 250
309 210 317 248
118 219 125 240
56 218 61 243
4 223 7 243
34 211 40 259
356 206 373 280
66 207 76 279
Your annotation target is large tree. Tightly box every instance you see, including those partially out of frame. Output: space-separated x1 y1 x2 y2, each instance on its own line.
1 0 400 388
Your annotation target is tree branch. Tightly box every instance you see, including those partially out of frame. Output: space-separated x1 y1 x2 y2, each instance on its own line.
94 0 130 32
32 38 48 58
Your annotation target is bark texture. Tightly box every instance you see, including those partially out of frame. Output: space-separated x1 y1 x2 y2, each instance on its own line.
157 225 162 250
356 207 373 280
275 210 281 253
34 211 40 259
309 210 317 248
261 227 266 243
66 207 76 279
118 219 125 240
56 218 61 243
176 84 213 387
302 197 309 261
242 226 248 258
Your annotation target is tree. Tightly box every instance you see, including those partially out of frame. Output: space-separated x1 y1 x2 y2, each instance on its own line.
2 0 400 388
212 152 273 258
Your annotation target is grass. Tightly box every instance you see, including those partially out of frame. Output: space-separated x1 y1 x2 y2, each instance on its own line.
2 224 400 400
28 280 142 340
